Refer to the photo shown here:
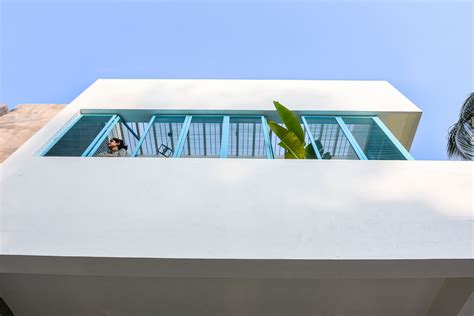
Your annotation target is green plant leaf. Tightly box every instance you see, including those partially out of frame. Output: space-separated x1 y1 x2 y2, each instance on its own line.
304 143 317 159
279 141 303 159
268 121 289 141
268 121 305 159
279 131 305 159
273 101 305 143
284 149 299 159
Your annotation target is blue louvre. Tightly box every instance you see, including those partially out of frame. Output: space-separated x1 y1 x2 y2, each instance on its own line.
342 117 407 160
43 115 114 157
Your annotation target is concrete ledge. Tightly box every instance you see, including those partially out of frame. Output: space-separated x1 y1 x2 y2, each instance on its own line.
0 255 472 279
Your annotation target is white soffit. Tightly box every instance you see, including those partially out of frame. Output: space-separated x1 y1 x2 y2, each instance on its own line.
72 79 422 148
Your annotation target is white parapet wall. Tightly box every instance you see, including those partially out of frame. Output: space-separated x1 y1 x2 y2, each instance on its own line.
1 158 472 261
0 80 470 263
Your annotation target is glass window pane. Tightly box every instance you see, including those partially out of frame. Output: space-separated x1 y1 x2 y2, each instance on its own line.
343 117 406 160
304 117 359 160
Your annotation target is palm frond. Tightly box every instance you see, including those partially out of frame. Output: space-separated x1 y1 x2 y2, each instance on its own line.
458 93 474 123
447 123 460 158
447 93 473 160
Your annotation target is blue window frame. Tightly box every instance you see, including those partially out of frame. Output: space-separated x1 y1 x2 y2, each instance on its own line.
130 115 189 157
41 114 141 157
342 117 413 160
129 115 274 159
227 116 272 159
179 116 223 158
40 112 413 160
302 116 361 160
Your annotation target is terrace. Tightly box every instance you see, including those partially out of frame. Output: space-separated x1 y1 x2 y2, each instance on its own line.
40 112 413 160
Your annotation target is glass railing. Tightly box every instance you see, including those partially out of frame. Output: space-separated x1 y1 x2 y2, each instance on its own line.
40 112 413 160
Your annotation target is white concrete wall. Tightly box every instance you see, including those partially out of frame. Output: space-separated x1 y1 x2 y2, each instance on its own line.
74 79 420 113
2 79 471 262
1 158 472 261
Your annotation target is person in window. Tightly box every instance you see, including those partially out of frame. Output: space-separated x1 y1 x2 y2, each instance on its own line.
98 138 128 157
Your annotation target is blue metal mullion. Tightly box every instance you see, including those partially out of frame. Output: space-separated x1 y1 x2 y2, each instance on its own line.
371 116 414 160
131 116 157 157
335 116 368 160
117 115 140 140
39 114 83 156
301 116 322 160
261 116 274 159
82 115 120 157
173 116 192 158
220 116 230 158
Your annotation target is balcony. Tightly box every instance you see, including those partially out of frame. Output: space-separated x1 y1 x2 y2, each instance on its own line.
40 112 413 160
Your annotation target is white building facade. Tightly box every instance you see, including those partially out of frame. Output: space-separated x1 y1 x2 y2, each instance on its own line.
0 79 472 315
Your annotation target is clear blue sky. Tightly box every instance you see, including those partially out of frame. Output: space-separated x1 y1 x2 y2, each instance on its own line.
0 0 472 160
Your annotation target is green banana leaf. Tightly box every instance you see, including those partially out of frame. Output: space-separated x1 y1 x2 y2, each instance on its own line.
269 102 332 160
304 143 317 159
268 121 305 159
278 131 305 159
273 101 305 143
267 121 289 141
284 149 299 159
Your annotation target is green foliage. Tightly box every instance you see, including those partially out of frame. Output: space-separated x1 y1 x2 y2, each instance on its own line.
447 93 473 161
267 121 305 159
304 143 317 159
268 101 332 159
273 101 305 143
315 139 333 160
